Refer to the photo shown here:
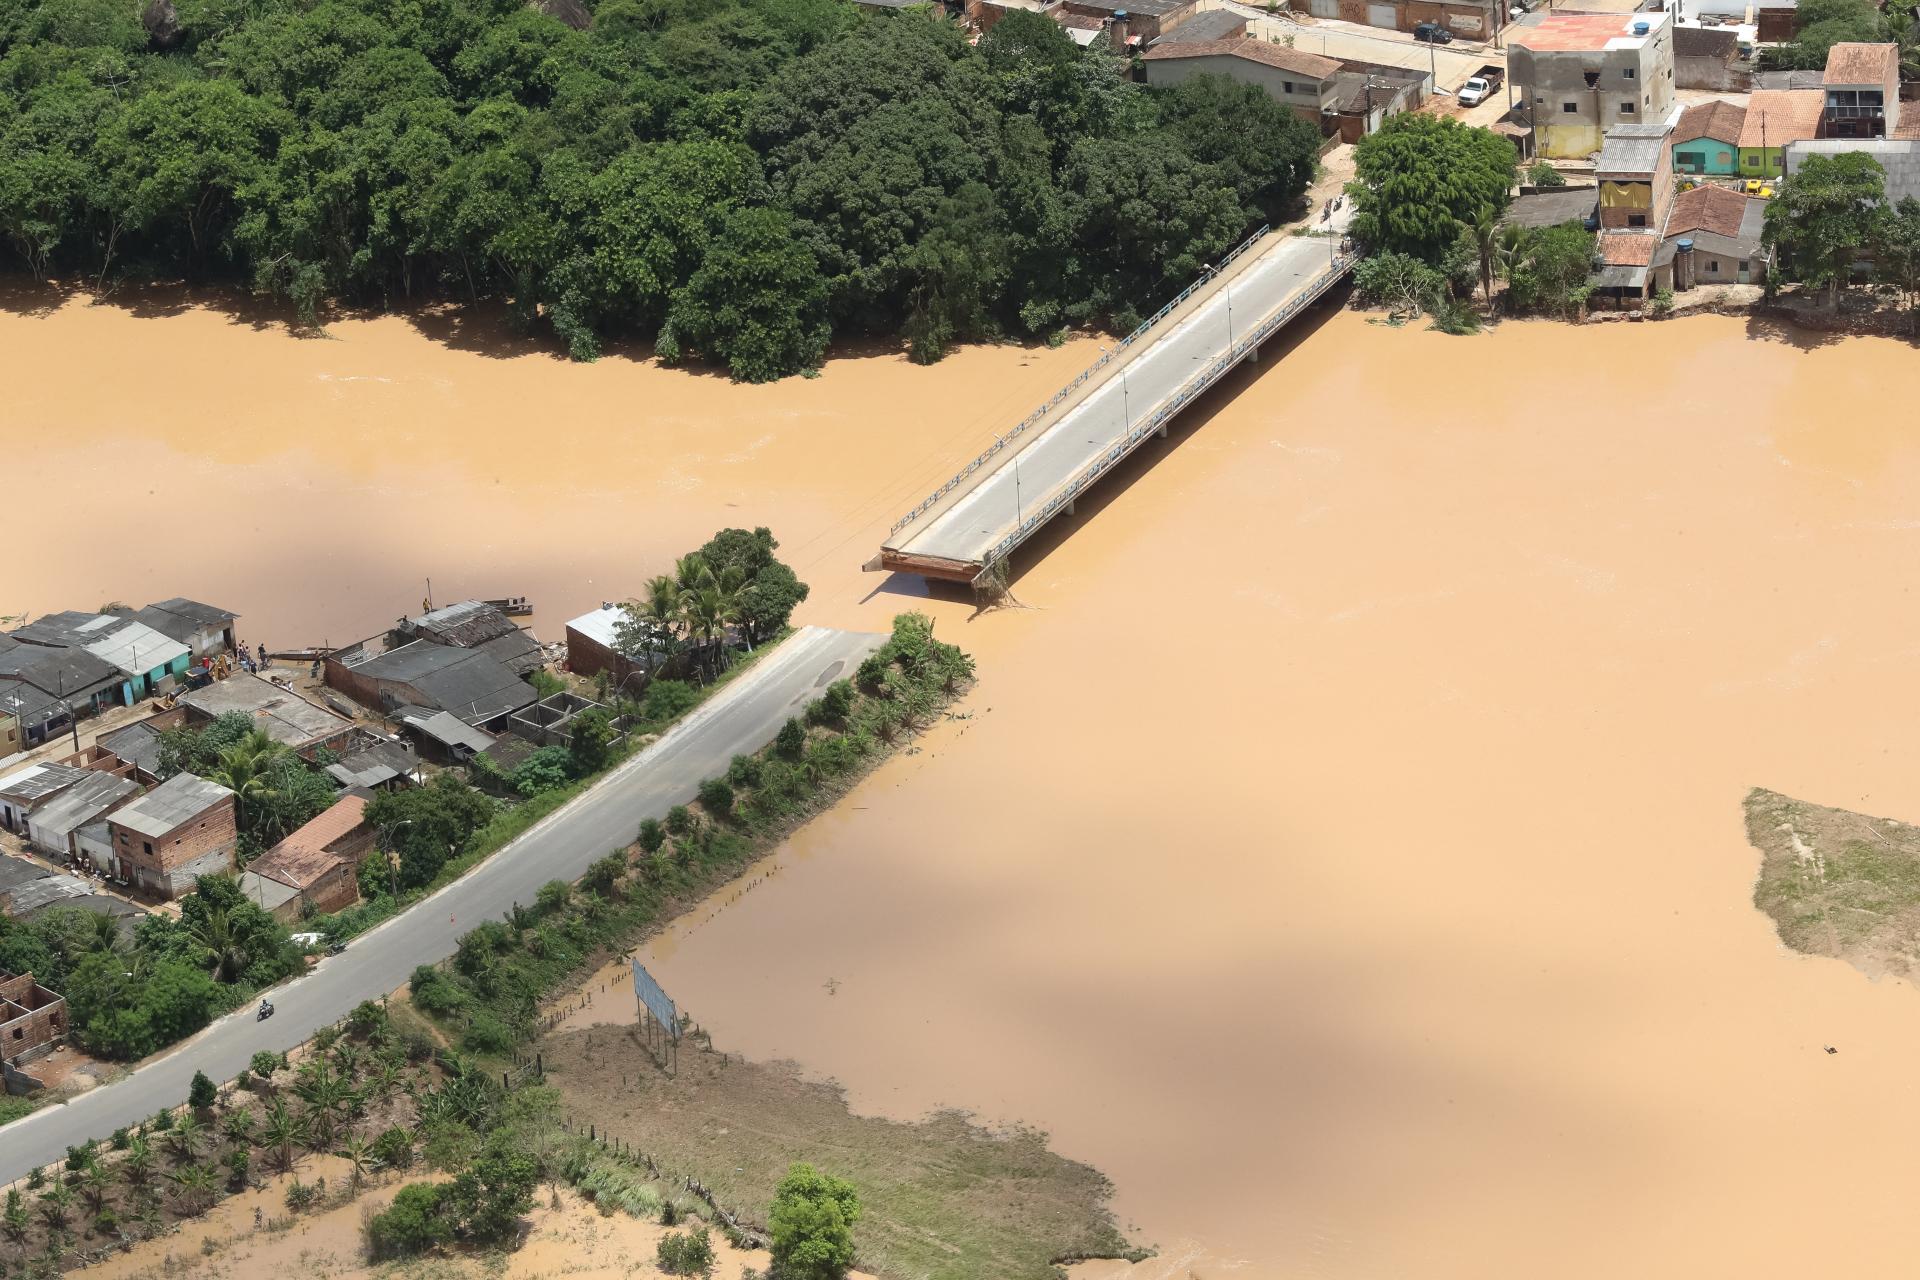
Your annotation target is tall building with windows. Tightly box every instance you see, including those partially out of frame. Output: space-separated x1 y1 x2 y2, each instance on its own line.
1508 12 1677 158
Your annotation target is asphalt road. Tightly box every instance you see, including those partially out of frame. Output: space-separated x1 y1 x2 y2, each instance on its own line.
0 625 885 1185
892 224 1352 567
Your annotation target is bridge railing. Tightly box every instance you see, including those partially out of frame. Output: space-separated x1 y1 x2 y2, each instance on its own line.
971 251 1357 580
887 224 1271 539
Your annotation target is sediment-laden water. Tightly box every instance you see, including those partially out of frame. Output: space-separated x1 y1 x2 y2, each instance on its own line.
13 294 1920 1278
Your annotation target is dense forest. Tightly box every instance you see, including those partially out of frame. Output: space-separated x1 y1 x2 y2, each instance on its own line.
0 0 1321 378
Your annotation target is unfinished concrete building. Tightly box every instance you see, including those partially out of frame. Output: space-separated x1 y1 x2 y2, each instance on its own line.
1509 12 1676 157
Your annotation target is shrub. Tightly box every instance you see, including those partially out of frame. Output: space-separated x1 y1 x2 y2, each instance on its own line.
697 778 734 816
349 999 388 1038
93 1207 119 1237
1525 160 1566 188
110 1127 129 1151
775 717 806 760
535 880 573 916
770 1163 860 1280
726 754 762 788
462 1011 514 1055
638 818 667 853
513 746 574 797
371 1127 415 1171
367 1182 451 1258
1649 285 1674 316
188 1071 217 1110
285 1179 318 1213
642 680 699 724
225 1148 250 1189
65 1141 95 1172
809 681 854 726
658 1226 717 1277
666 805 694 836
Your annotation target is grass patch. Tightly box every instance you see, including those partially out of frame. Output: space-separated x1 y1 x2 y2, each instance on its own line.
541 1038 1139 1280
1748 787 1920 978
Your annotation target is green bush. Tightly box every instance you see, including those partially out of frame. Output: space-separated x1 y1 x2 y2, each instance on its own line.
1525 160 1566 188
770 1163 860 1280
643 680 699 723
638 819 667 854
462 1011 514 1055
666 805 694 836
372 1127 416 1171
658 1226 717 1277
367 1182 451 1258
697 778 734 816
775 717 806 760
726 753 762 788
1649 285 1674 316
808 680 854 726
188 1071 217 1110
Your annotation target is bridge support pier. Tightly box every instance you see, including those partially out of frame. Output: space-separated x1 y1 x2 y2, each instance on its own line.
1157 423 1168 439
1066 500 1076 516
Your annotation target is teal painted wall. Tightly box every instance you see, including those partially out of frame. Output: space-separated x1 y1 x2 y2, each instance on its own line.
1673 137 1737 175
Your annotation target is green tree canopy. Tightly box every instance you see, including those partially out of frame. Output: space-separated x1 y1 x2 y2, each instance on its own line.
1763 151 1886 308
770 1162 861 1280
1348 113 1517 266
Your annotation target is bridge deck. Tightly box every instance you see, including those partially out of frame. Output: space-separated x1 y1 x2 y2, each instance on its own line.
881 225 1353 582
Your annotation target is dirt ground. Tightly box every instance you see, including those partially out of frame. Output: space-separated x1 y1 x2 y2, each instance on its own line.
537 1024 1135 1280
1747 788 1920 980
70 1174 818 1280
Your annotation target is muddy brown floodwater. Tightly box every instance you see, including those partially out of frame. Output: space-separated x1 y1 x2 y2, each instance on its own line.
13 294 1920 1279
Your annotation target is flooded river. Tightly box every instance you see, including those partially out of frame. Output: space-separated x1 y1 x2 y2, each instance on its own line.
14 293 1920 1278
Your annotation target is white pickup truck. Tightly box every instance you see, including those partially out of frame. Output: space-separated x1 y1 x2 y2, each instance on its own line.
1456 65 1504 108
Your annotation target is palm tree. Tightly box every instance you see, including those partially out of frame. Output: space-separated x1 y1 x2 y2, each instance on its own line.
2 1188 28 1243
167 1163 219 1217
208 730 289 836
293 1061 355 1148
641 575 690 675
36 1181 74 1232
166 1113 206 1164
119 1136 154 1192
1472 206 1502 307
330 1040 364 1082
221 1108 257 1151
1493 224 1533 312
262 1100 302 1173
334 1134 381 1195
77 1160 113 1215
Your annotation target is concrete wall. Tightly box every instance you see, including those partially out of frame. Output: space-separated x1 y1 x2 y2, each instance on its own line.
112 796 238 900
1143 52 1334 117
0 973 66 1067
1740 145 1785 178
1676 55 1749 92
1311 0 1497 36
0 714 17 760
1513 30 1675 158
1673 136 1739 174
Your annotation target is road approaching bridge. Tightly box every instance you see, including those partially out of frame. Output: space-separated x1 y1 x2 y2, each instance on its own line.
0 626 885 1188
876 222 1355 586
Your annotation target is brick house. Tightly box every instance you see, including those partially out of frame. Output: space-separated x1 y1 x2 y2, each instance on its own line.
107 774 238 900
0 970 66 1074
238 794 373 921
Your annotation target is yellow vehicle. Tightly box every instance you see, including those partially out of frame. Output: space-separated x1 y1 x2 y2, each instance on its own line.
1743 180 1776 198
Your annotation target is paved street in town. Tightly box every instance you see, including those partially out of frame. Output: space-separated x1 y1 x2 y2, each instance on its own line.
0 625 885 1185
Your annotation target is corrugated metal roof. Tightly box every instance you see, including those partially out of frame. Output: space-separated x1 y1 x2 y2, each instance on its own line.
4 874 88 914
0 762 87 804
109 773 234 840
237 871 300 912
407 600 522 649
567 604 626 650
393 706 498 753
1597 124 1672 176
29 773 138 845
